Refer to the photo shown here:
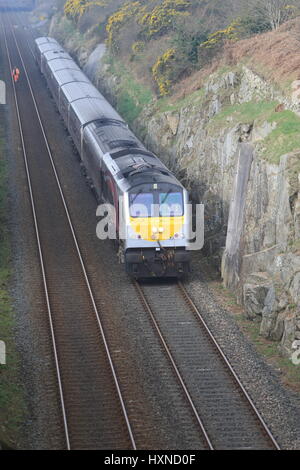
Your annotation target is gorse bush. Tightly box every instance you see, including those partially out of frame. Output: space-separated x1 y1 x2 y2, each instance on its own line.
106 1 141 53
200 20 241 49
105 0 191 53
172 26 209 65
104 0 192 93
64 0 109 22
62 0 300 95
152 48 176 96
138 0 190 40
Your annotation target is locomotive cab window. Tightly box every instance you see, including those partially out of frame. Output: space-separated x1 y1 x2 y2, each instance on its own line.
159 191 183 217
129 185 183 218
130 192 154 217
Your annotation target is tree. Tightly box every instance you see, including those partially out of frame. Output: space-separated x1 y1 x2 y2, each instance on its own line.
249 0 298 30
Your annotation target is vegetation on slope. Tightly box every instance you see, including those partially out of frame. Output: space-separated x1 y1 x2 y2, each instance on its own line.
104 55 153 124
208 100 300 164
53 1 300 162
59 0 300 96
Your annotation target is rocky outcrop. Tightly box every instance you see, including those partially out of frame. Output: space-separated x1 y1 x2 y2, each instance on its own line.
98 61 299 357
222 143 254 290
134 67 299 357
47 15 300 357
243 273 273 321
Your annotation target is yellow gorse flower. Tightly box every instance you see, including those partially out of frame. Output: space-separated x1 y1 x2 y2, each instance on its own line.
64 0 108 21
152 48 176 96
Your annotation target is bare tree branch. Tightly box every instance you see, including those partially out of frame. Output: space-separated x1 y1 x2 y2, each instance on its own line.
247 0 299 30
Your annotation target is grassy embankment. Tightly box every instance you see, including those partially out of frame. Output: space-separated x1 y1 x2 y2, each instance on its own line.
208 99 300 164
103 54 207 123
104 54 300 166
103 55 153 125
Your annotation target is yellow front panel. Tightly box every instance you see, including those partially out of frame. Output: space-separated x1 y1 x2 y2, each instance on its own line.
130 216 184 241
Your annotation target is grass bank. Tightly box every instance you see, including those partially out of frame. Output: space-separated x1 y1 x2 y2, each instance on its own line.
104 55 153 125
208 99 300 164
103 55 300 166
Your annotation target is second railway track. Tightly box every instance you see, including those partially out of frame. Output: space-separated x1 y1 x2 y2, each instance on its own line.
134 279 280 449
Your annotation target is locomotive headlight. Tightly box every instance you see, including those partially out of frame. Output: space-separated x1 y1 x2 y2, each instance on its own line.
152 227 158 233
171 232 185 239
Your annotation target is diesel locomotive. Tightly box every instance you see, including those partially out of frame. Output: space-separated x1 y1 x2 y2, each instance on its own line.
34 37 192 278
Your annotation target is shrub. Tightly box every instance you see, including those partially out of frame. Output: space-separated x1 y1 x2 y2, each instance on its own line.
152 48 176 96
238 14 271 36
64 0 108 23
131 40 145 54
106 1 142 53
197 19 241 67
138 0 191 40
200 19 241 49
172 27 208 65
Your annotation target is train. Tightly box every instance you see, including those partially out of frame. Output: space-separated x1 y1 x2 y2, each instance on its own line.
34 37 192 278
0 0 35 10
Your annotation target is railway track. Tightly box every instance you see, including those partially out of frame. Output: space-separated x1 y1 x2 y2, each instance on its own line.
134 279 280 450
1 12 135 450
2 11 281 450
3 11 215 451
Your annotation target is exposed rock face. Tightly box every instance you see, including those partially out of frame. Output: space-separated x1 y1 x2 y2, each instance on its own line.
260 286 279 338
47 21 300 358
133 67 299 357
222 143 253 290
99 62 299 357
243 272 273 321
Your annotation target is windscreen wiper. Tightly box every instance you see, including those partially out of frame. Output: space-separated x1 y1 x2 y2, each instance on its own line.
161 189 173 204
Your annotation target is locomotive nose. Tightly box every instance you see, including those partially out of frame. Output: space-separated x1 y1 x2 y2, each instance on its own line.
151 226 165 239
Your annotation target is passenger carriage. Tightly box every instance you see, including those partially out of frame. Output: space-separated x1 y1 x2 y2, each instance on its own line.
34 37 191 277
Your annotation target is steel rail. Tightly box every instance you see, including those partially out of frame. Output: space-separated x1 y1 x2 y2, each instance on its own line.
0 14 71 450
177 280 281 450
14 11 36 59
2 13 136 450
135 279 281 450
133 280 214 450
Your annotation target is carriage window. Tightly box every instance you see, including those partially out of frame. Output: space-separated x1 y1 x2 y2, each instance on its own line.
130 192 154 217
159 192 183 216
